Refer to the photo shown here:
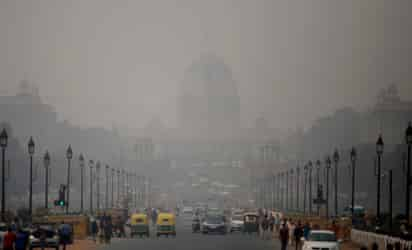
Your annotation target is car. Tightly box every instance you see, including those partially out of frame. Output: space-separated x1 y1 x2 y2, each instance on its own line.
229 215 244 233
302 230 341 250
182 207 194 218
29 225 60 250
202 215 227 235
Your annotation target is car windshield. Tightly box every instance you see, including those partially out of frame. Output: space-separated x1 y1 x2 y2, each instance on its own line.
205 217 223 224
309 232 337 242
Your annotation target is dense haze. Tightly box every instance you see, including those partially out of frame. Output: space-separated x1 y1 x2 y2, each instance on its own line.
1 0 411 131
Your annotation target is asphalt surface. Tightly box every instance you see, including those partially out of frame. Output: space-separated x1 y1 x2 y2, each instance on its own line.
98 217 281 250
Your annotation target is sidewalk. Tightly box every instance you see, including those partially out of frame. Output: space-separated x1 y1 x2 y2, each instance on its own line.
65 239 97 250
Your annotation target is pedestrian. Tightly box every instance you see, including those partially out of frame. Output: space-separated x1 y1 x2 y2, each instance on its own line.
288 221 295 246
261 215 269 240
15 228 28 250
275 214 281 232
279 222 289 250
99 218 105 243
294 221 303 250
91 219 98 242
104 218 113 244
303 222 311 240
3 227 16 250
269 213 275 237
58 221 72 250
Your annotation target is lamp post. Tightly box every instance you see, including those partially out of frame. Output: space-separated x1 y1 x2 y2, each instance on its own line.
286 171 289 211
28 137 35 217
350 147 357 219
290 169 294 211
43 151 50 209
308 161 313 215
405 122 412 223
376 135 384 220
66 145 73 214
325 156 332 218
296 166 300 212
304 164 308 215
333 149 339 217
96 161 101 212
0 129 7 222
111 168 115 208
79 154 85 213
105 165 109 210
117 169 121 206
89 160 94 214
316 160 321 216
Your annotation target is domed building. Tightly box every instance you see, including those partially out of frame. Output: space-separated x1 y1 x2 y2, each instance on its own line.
178 54 240 136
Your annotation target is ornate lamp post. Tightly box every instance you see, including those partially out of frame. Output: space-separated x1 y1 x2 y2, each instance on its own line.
0 129 7 221
43 151 50 209
111 168 115 208
308 161 313 215
296 166 300 212
325 156 332 218
96 161 101 212
79 154 85 213
105 165 109 210
405 122 412 223
316 160 321 215
290 169 294 211
117 169 121 206
376 135 384 220
89 160 94 214
285 170 289 211
28 137 35 217
66 145 73 214
350 147 357 219
303 164 308 215
333 149 340 217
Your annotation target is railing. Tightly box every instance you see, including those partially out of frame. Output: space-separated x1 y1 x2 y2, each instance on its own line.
351 229 412 250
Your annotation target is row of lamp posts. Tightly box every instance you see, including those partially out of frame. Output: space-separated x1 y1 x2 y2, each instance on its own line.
0 128 146 220
258 122 412 223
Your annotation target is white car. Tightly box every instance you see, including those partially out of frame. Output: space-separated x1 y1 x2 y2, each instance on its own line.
302 230 341 250
229 215 244 233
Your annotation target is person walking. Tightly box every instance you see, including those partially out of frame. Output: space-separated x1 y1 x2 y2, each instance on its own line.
269 213 275 238
288 221 296 246
91 219 98 242
275 214 281 232
303 222 311 240
294 221 303 250
261 215 269 240
15 228 28 250
104 218 113 244
3 227 16 250
279 222 289 250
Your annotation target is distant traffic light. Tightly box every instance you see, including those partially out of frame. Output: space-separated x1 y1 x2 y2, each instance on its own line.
55 184 67 207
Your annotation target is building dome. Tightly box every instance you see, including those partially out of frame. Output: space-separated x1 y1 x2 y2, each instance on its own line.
178 54 240 133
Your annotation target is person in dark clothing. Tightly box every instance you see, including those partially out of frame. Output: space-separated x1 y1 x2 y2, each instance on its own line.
261 215 269 240
104 219 113 243
15 228 28 250
294 222 303 250
91 219 98 242
279 223 289 250
269 214 275 234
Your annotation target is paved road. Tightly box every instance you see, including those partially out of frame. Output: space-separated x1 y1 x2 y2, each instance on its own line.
98 217 281 250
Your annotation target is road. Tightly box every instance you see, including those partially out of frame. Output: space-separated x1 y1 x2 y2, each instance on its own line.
98 217 281 250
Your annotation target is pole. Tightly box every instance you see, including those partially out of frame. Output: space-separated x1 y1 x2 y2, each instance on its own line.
286 172 289 211
66 159 71 214
106 167 109 210
316 166 320 216
80 165 83 213
111 170 114 208
377 154 381 220
335 161 338 217
97 167 100 211
304 169 307 215
90 166 93 214
407 144 411 224
296 167 299 212
45 164 49 209
389 169 393 232
351 159 356 219
117 171 120 206
1 148 5 221
309 167 312 215
29 155 33 217
326 166 330 219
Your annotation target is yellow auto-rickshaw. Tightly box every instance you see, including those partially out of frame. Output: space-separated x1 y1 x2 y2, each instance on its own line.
156 213 176 237
130 213 150 237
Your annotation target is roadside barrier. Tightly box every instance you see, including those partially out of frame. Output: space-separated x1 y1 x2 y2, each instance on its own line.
351 229 412 250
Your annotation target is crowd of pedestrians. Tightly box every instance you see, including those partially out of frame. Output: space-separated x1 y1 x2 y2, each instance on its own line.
257 208 314 250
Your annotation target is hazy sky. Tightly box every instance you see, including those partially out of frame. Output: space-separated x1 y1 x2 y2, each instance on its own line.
1 0 411 131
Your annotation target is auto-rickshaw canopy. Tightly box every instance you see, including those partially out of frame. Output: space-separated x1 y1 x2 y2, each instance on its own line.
131 213 148 225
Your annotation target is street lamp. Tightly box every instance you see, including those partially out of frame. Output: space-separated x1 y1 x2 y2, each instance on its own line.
89 160 94 214
376 135 384 220
290 169 294 211
66 145 73 214
96 161 101 211
296 166 300 212
325 156 332 218
117 169 121 206
350 147 357 219
79 154 85 213
333 149 339 217
303 164 308 215
111 168 115 208
405 122 412 223
43 151 50 209
28 137 35 217
285 170 289 211
105 165 109 210
0 128 7 221
316 160 321 215
308 161 313 215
